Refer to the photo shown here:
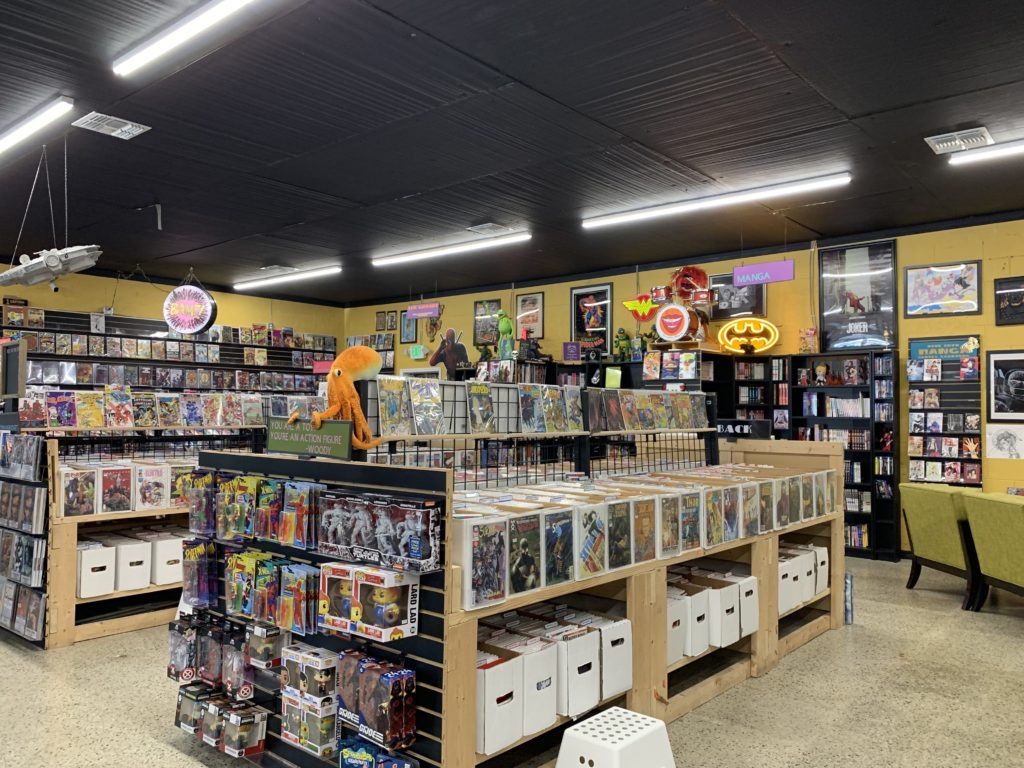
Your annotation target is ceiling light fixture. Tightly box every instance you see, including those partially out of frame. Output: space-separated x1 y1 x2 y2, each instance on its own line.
580 173 852 230
371 232 532 267
113 0 257 76
948 138 1024 166
0 96 74 156
233 265 341 291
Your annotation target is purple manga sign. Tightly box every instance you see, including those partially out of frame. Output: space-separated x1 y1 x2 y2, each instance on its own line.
733 259 795 286
406 302 441 319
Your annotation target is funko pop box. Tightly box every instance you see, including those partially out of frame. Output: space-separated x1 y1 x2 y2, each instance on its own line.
320 563 420 643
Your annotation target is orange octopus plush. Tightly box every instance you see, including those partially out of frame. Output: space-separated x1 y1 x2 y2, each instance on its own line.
288 345 383 450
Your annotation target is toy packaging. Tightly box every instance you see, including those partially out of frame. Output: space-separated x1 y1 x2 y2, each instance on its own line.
221 706 268 757
319 562 358 630
281 692 337 758
168 615 208 682
321 565 420 642
336 654 417 750
187 471 217 536
336 649 368 717
174 683 218 734
201 700 228 749
277 563 319 636
222 630 254 701
281 643 310 698
244 623 285 669
302 647 338 710
198 623 224 686
339 738 421 768
182 538 216 608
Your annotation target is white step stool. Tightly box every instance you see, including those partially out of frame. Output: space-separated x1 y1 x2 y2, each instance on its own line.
555 707 676 768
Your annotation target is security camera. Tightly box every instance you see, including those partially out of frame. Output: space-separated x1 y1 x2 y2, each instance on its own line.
49 281 59 293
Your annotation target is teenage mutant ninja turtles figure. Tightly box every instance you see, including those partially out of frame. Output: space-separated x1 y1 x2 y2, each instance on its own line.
613 327 632 361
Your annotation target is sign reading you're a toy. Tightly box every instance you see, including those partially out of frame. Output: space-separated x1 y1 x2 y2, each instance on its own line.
267 417 352 460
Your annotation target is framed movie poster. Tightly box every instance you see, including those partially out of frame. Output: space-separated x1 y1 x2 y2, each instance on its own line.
386 310 398 331
570 283 612 356
375 311 386 332
905 260 981 318
818 240 896 351
400 310 417 344
995 277 1024 326
515 291 544 339
987 350 1024 422
473 298 501 347
709 273 766 320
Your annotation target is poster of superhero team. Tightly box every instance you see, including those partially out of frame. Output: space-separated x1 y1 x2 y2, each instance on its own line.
818 241 896 351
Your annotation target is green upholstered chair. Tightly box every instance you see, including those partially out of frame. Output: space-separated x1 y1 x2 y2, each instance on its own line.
962 491 1024 610
899 483 980 610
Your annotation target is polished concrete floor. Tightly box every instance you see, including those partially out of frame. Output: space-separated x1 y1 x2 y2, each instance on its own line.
1 558 1021 768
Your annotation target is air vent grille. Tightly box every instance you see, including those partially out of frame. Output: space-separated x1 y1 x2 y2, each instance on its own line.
924 127 993 155
466 222 510 235
72 112 151 140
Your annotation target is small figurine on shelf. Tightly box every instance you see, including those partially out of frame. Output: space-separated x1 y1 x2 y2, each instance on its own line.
496 309 515 360
814 363 829 386
613 328 631 361
879 429 893 452
475 344 493 364
630 335 644 362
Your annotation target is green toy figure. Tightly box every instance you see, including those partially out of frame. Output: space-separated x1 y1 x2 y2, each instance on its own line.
613 328 632 362
476 344 494 363
496 309 516 360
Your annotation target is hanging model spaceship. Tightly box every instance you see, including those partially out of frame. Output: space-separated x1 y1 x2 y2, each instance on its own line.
0 245 102 289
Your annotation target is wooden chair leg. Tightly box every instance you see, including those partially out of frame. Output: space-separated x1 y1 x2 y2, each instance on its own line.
905 558 922 589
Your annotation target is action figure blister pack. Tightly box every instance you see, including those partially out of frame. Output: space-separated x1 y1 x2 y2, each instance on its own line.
168 614 209 682
222 630 254 701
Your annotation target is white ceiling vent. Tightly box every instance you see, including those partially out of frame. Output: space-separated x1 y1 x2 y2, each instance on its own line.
466 222 510 235
72 111 151 140
924 127 993 155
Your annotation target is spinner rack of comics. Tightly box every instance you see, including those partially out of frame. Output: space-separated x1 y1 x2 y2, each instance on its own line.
43 425 266 648
360 380 719 490
191 450 450 768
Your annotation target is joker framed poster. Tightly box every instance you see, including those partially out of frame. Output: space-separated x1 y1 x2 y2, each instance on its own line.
818 240 896 351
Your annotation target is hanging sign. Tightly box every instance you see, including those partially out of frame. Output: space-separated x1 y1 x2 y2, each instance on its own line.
406 302 441 319
164 284 217 335
267 417 352 460
717 317 780 354
908 336 979 360
622 294 658 322
733 259 795 287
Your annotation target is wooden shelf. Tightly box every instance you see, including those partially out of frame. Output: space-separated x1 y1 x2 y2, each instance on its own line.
667 638 749 674
72 606 179 643
76 581 182 604
591 427 716 436
54 506 188 525
24 424 266 433
779 589 832 619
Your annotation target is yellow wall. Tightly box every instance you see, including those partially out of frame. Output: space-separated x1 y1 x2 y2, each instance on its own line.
346 218 1024 497
2 271 346 337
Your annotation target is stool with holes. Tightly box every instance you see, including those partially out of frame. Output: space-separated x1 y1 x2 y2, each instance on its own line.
555 706 676 768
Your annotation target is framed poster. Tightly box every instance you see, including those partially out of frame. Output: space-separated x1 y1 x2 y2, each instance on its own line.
515 291 544 339
473 298 501 347
386 310 398 331
994 277 1024 326
818 240 896 351
905 261 981 318
986 424 1024 459
709 273 766 320
400 310 417 344
375 311 386 332
987 350 1024 422
570 283 612 357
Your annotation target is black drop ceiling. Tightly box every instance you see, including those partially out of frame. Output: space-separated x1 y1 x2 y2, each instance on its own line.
2 0 1024 305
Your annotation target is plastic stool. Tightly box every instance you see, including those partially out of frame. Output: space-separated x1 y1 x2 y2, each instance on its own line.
555 707 676 768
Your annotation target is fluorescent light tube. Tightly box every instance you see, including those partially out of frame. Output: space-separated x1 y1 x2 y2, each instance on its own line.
113 0 257 76
234 265 341 291
372 232 532 267
580 173 852 230
948 138 1024 166
0 97 74 155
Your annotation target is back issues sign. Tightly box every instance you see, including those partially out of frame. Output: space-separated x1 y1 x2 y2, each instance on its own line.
818 240 896 351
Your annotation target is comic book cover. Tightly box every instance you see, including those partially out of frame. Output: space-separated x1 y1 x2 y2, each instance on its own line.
741 484 759 537
634 391 656 429
601 390 624 431
222 393 244 427
46 390 77 428
202 394 224 427
703 488 725 547
661 351 680 380
122 337 138 358
632 497 658 563
75 391 106 428
786 476 802 524
586 389 605 431
466 382 496 434
169 368 185 388
689 393 708 428
800 474 814 519
165 340 180 361
72 334 88 356
541 386 567 433
181 394 203 427
108 364 125 386
517 384 546 433
137 339 151 359
56 333 71 356
138 366 153 387
721 486 740 542
102 387 134 430
254 348 268 367
575 504 608 578
158 394 182 427
642 351 661 381
814 472 829 517
100 466 133 513
60 467 97 516
563 385 585 432
124 365 139 387
648 393 671 429
377 376 413 436
74 362 93 385
179 342 194 362
252 325 268 346
658 495 681 558
169 463 198 508
242 394 264 426
618 390 640 430
239 328 253 345
134 463 170 511
680 491 702 550
26 307 45 329
3 305 25 327
151 339 166 359
106 336 122 358
408 378 446 435
607 500 632 570
132 393 158 428
508 513 542 593
18 390 46 428
543 509 574 586
37 332 55 354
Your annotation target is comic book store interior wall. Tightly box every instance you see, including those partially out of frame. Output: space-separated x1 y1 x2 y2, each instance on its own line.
346 215 1024 512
